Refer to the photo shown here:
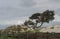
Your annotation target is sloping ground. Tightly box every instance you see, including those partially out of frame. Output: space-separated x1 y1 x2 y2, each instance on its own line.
1 25 60 33
40 25 60 33
0 25 60 39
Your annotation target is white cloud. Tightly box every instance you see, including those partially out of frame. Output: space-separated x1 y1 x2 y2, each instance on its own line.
54 15 60 22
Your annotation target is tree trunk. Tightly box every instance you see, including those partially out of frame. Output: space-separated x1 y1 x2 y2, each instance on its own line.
38 22 43 28
33 23 37 29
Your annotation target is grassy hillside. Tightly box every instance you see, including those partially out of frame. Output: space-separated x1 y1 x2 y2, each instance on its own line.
0 25 59 39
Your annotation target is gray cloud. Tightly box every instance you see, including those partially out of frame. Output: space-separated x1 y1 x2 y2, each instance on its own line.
0 0 60 28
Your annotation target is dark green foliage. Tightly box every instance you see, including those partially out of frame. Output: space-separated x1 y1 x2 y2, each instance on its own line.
24 20 34 26
29 13 41 19
41 10 55 23
27 10 55 28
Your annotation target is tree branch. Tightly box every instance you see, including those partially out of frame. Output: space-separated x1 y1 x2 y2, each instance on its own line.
37 22 43 28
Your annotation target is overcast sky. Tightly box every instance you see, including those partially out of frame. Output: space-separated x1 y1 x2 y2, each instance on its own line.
0 0 60 28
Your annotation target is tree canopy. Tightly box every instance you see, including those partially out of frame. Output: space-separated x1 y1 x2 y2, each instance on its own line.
24 10 55 29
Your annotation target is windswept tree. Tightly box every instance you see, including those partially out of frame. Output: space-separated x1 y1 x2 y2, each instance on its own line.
24 10 55 29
